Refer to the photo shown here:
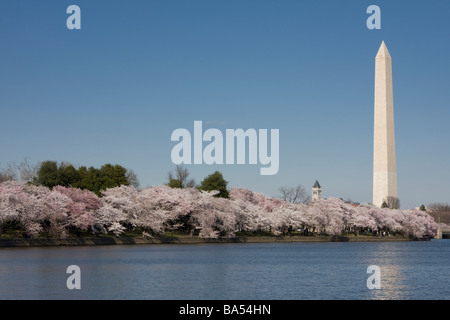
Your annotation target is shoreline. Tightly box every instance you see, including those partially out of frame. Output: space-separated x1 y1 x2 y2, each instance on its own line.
0 234 424 247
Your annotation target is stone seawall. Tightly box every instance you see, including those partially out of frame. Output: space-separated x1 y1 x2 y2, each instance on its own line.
0 235 416 247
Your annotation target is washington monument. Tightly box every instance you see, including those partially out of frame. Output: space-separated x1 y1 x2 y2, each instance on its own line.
373 41 397 207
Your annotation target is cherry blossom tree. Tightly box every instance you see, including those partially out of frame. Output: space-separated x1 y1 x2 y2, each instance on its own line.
0 181 439 240
0 181 69 238
53 186 101 232
96 185 139 236
352 205 377 232
97 185 193 235
179 189 235 238
229 187 301 234
401 209 437 238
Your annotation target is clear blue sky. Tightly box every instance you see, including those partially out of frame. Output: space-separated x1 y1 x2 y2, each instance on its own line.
1 0 449 209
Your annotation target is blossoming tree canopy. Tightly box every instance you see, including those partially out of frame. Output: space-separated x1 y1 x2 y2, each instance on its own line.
0 181 439 239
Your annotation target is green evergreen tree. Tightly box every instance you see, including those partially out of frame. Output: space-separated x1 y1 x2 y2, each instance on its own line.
35 161 60 188
57 163 80 187
167 179 183 189
35 161 135 196
198 171 229 198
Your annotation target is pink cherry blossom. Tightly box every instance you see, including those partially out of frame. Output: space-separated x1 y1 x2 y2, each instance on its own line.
0 181 439 239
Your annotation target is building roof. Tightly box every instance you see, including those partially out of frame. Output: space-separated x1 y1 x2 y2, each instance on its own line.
312 180 321 188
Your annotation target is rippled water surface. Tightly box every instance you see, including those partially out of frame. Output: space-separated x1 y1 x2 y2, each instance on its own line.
1 240 449 299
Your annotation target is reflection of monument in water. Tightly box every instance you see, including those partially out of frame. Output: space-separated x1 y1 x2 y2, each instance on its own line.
373 41 398 207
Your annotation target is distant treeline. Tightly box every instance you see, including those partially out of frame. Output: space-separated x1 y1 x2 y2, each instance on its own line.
34 161 139 196
0 160 139 196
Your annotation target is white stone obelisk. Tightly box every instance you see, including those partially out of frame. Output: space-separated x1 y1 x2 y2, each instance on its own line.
373 41 397 207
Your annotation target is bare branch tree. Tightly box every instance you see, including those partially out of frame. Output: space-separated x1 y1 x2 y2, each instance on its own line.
383 196 400 209
126 169 140 189
278 185 310 204
1 158 40 183
184 178 196 188
427 203 450 212
167 165 196 188
0 170 15 183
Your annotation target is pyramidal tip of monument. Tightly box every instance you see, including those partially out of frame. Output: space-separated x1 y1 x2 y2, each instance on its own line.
376 40 391 58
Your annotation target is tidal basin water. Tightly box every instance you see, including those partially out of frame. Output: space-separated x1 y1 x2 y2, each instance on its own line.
1 240 449 300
